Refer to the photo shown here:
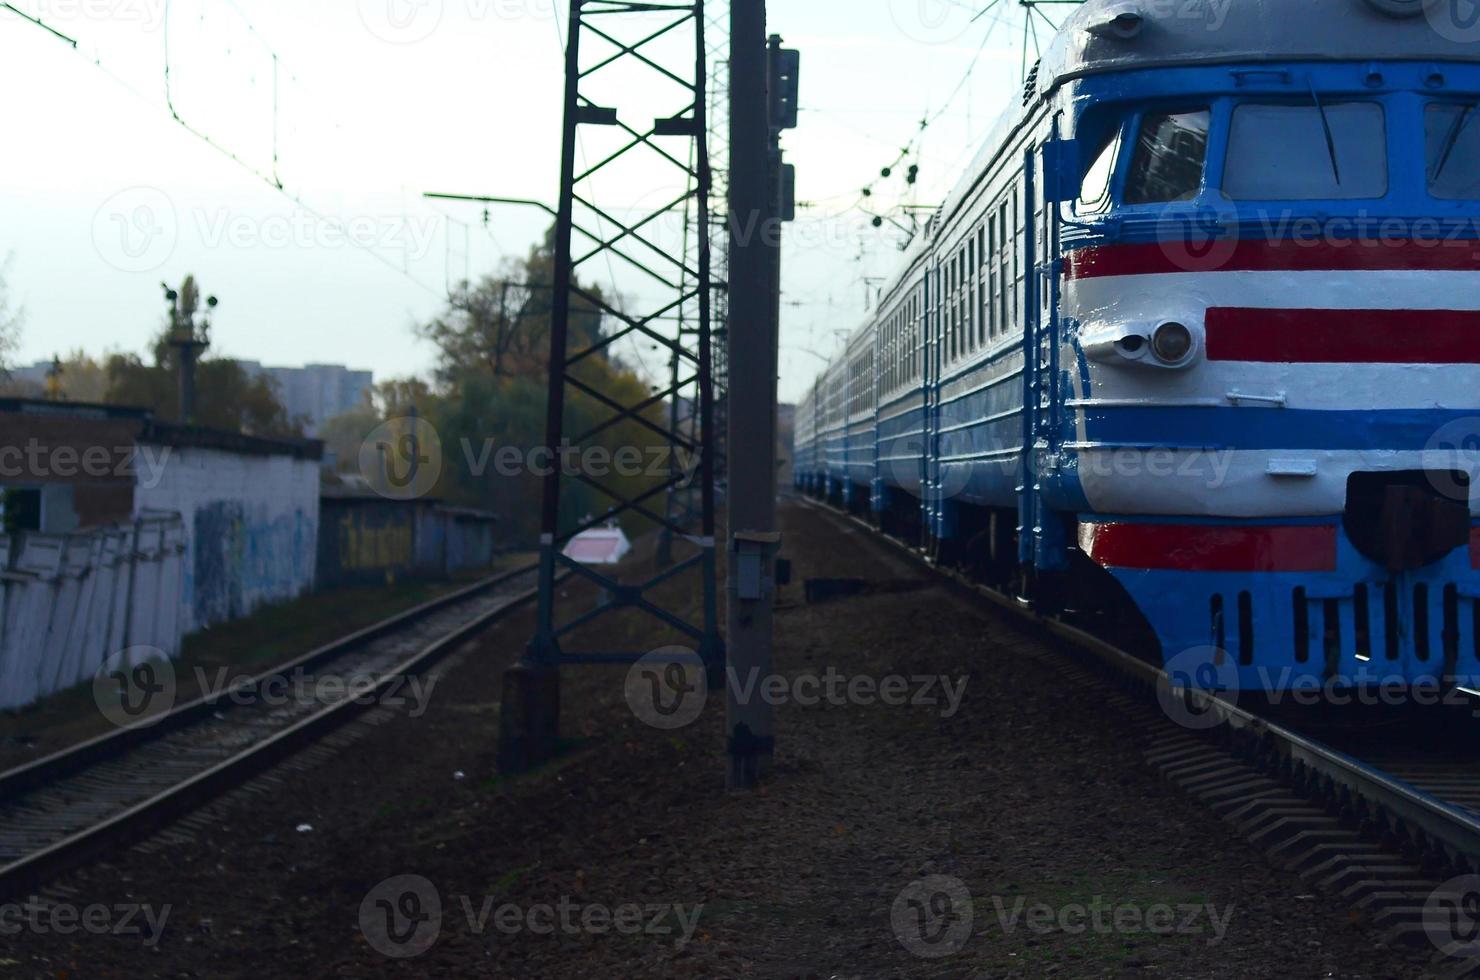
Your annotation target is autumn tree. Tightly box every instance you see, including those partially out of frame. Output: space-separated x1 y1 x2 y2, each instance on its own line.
0 254 23 378
405 229 668 544
419 230 607 383
36 350 108 402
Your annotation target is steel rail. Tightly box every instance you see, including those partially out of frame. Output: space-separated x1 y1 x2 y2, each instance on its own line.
0 563 536 800
0 563 550 899
802 497 1480 870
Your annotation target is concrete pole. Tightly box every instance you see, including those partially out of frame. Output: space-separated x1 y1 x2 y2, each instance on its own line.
725 0 776 789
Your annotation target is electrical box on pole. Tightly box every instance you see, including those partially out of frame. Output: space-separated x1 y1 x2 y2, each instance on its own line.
780 163 796 223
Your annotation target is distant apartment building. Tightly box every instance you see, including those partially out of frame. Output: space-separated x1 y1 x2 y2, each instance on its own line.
238 362 373 435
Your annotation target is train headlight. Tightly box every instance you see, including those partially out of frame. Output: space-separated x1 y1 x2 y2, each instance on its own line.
1152 322 1194 364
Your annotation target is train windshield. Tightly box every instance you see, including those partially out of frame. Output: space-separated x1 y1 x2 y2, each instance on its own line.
1223 102 1387 200
1076 131 1120 214
1124 109 1209 204
1426 103 1480 199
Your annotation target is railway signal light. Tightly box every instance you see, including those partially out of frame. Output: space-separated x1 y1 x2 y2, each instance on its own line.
769 41 799 132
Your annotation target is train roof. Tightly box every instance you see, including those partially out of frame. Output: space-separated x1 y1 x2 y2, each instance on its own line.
1040 0 1478 86
935 0 1480 228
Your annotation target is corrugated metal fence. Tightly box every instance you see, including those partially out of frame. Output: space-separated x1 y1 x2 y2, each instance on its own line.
0 512 185 710
317 498 498 589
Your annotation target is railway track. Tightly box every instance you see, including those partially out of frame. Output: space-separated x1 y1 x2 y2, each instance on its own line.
0 563 544 901
801 496 1480 970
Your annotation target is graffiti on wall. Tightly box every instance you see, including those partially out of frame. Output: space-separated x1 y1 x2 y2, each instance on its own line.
192 502 315 628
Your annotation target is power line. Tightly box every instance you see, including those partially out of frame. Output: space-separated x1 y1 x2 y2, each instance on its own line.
0 2 76 46
6 0 445 298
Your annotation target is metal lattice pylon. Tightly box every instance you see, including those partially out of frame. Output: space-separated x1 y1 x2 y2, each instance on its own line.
515 0 721 723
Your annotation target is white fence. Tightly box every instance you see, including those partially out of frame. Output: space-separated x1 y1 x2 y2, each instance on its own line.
0 512 185 711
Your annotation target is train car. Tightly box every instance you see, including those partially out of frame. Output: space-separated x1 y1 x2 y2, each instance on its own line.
795 0 1480 693
794 386 819 498
842 321 878 515
818 357 847 504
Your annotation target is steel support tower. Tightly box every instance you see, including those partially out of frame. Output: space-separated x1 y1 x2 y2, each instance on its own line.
500 0 722 772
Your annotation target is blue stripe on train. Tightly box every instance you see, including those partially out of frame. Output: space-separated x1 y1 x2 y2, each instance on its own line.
1076 406 1480 452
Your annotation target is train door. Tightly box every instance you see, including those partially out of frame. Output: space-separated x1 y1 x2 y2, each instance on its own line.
912 283 929 549
1017 144 1039 573
923 263 942 555
1021 130 1072 585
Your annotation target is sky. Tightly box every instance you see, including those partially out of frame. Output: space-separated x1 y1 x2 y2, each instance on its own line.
0 0 1062 404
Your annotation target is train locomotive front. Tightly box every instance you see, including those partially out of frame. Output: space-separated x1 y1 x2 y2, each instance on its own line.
794 0 1480 696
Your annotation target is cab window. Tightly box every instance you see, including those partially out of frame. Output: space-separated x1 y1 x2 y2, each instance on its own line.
1075 130 1119 215
1224 102 1386 200
1125 108 1210 204
1426 103 1480 199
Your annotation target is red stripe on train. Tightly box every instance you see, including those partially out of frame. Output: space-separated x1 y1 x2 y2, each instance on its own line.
1472 527 1480 570
1066 240 1480 279
1080 523 1339 573
1205 308 1480 363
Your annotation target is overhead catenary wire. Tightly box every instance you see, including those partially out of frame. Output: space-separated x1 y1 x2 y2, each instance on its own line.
3 0 446 299
783 0 1083 380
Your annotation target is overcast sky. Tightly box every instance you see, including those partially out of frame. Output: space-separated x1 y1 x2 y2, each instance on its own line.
1 0 1053 403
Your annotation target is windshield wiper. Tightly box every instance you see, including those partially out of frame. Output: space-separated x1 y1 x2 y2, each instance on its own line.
1308 79 1341 185
1433 103 1475 184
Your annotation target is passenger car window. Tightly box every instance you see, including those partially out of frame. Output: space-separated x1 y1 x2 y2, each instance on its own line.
1076 131 1119 214
1124 109 1209 204
1427 103 1480 199
1224 102 1386 200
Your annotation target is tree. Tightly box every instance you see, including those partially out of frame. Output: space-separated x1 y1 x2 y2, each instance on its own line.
37 350 108 402
411 229 669 545
0 254 24 378
371 377 434 420
104 341 303 437
318 401 382 474
419 230 608 383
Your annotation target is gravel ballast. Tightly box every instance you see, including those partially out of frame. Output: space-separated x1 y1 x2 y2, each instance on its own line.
1 500 1440 978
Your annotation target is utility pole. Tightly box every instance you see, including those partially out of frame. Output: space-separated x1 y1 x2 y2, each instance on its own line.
726 1 796 789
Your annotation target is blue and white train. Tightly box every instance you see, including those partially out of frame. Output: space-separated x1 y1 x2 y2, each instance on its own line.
794 0 1480 692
